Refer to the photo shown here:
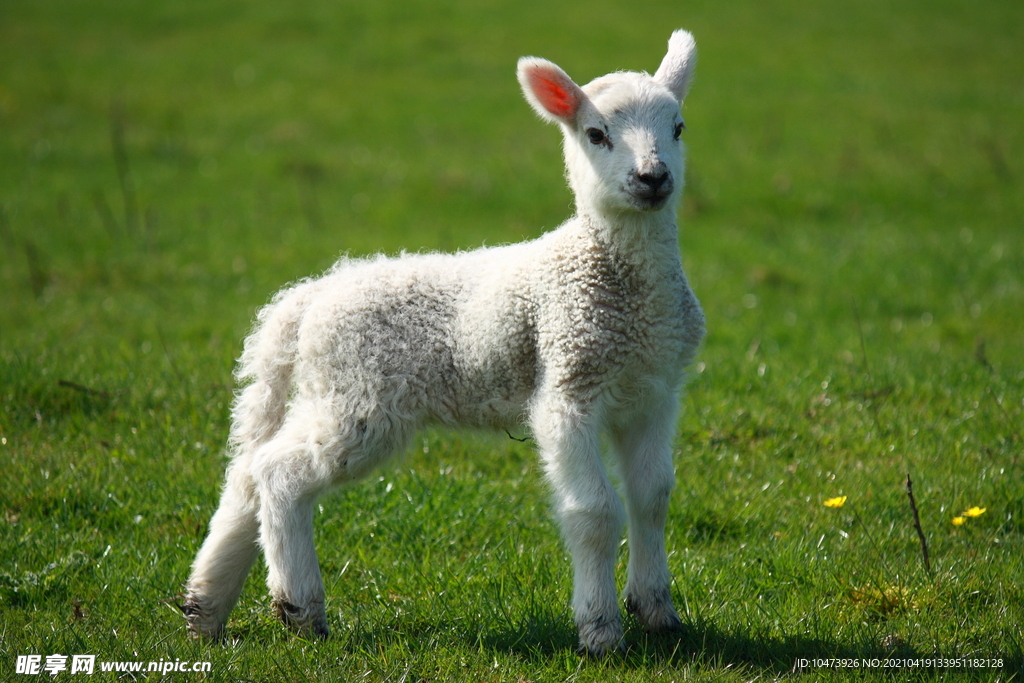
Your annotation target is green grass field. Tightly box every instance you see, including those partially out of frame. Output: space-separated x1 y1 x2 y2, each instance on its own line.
2 0 1022 680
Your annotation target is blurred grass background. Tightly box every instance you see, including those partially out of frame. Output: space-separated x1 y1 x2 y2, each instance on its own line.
1 0 1022 680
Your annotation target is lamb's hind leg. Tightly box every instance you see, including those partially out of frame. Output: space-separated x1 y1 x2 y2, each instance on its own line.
183 455 261 640
253 406 409 637
251 421 336 638
614 398 683 633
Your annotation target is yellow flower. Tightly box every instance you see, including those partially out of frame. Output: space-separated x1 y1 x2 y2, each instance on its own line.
963 506 986 518
823 496 847 508
951 516 966 526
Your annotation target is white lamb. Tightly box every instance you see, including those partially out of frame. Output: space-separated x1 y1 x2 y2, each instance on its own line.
183 29 704 657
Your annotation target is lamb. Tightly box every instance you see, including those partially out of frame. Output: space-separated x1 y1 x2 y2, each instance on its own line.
182 29 704 657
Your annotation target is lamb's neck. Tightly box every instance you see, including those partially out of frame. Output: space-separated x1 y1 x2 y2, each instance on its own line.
577 206 682 270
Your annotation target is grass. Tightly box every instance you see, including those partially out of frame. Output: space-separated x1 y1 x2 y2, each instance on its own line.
1 0 1022 680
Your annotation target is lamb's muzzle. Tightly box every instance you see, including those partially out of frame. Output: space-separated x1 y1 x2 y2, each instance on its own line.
628 162 674 210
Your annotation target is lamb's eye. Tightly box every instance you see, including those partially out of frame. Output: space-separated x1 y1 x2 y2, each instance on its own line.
586 128 606 145
673 121 685 140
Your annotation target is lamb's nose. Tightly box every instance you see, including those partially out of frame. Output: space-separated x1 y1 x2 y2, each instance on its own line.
635 161 671 196
637 170 669 192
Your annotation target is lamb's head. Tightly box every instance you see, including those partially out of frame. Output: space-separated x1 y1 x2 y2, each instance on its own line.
518 30 697 217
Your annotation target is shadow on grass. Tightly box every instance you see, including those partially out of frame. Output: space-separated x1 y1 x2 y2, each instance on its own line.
477 617 1024 677
209 608 1022 679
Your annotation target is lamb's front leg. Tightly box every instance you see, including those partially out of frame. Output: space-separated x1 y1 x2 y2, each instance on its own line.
613 398 683 634
533 401 626 657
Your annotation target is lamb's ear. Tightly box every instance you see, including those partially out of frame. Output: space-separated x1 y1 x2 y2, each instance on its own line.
653 29 697 101
517 57 586 126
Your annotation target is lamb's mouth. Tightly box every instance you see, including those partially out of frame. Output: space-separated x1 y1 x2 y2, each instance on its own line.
625 175 674 212
627 190 672 212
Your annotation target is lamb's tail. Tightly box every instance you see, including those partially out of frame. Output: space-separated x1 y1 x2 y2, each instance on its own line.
228 281 315 455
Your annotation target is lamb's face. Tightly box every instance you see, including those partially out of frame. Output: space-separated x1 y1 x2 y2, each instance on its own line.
517 30 697 220
566 75 686 214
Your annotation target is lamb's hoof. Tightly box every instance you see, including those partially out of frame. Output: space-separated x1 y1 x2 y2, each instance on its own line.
273 598 330 639
576 614 625 658
625 593 683 633
179 596 225 642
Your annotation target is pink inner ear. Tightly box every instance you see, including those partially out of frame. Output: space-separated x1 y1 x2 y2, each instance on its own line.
528 70 578 118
